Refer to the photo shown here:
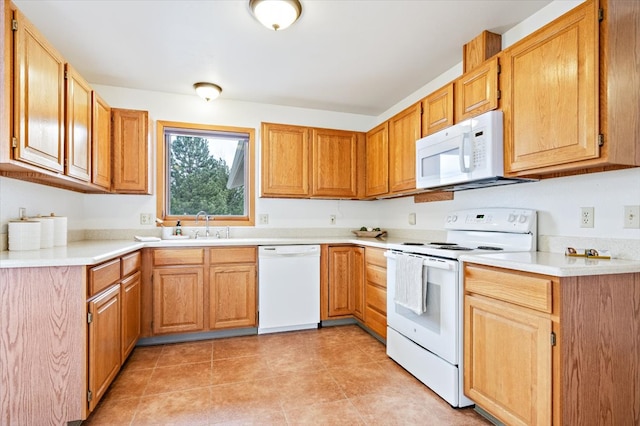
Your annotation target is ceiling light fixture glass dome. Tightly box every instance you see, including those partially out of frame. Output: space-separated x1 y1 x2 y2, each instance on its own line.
249 0 302 31
193 82 222 101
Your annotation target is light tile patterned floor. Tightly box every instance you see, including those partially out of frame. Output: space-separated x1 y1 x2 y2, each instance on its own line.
84 325 491 425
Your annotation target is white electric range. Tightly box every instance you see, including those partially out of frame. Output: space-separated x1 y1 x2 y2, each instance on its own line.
385 208 537 407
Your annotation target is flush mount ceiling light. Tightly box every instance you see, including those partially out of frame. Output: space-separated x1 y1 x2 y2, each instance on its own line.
193 82 222 101
249 0 302 31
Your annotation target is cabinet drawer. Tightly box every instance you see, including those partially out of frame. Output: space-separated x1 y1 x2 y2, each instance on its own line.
464 264 553 313
364 306 387 338
153 249 204 266
210 247 256 264
89 258 121 297
366 283 386 314
366 247 387 268
366 264 387 288
121 251 141 277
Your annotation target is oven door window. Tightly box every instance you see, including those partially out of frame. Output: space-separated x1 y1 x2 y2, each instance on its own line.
387 259 458 365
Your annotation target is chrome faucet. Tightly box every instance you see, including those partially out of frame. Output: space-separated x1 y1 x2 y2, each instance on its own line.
195 211 210 237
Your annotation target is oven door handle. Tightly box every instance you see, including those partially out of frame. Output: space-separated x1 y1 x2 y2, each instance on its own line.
385 251 458 271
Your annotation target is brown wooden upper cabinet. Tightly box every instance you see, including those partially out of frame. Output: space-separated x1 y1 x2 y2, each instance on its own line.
364 122 389 197
503 0 639 176
91 93 111 190
65 64 93 182
389 103 421 194
421 82 454 137
454 57 500 122
12 7 65 174
261 122 363 199
111 108 151 194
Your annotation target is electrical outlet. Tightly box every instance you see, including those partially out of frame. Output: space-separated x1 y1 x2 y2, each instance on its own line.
140 213 153 225
330 215 336 225
259 214 269 225
624 205 640 229
580 207 594 228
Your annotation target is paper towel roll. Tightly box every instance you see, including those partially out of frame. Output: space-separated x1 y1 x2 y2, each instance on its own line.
8 220 41 251
51 215 67 246
31 217 55 248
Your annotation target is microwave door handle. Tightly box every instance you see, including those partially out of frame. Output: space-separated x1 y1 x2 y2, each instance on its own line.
459 132 474 173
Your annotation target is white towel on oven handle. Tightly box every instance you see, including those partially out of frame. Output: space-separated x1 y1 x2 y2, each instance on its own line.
394 253 427 315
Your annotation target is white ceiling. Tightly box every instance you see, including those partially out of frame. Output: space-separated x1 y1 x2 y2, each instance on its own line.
13 0 552 116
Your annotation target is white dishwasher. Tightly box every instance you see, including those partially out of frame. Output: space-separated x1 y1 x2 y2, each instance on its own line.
258 245 320 334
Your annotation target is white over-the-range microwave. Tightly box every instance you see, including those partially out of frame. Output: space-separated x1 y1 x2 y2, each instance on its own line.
415 110 532 191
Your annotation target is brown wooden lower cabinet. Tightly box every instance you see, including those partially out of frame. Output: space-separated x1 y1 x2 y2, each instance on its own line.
87 284 121 413
464 263 640 426
87 250 141 414
323 245 387 339
364 247 387 339
148 247 257 335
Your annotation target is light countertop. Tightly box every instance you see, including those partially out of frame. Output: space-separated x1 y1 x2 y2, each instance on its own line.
460 251 640 277
2 237 638 277
0 237 393 268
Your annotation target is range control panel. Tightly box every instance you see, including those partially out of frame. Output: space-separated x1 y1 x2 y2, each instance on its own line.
445 208 536 233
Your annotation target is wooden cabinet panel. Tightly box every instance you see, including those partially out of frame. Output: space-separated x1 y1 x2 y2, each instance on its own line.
421 83 454 136
87 284 121 413
121 251 141 277
209 264 256 329
91 92 111 190
465 264 553 313
209 246 256 264
352 247 365 320
311 128 359 198
503 0 598 174
112 108 150 194
13 8 65 173
153 248 204 266
454 57 499 121
65 64 92 181
389 103 421 193
328 246 355 317
261 123 309 197
364 122 389 197
152 267 204 334
465 294 552 426
364 247 387 339
89 258 121 297
463 30 502 73
121 271 141 362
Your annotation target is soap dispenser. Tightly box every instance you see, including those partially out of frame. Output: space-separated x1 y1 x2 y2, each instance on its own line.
175 220 182 236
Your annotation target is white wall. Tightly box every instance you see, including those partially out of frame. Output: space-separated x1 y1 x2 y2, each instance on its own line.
2 0 638 246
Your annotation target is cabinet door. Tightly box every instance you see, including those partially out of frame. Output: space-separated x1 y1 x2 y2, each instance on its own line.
328 246 354 317
112 108 150 194
352 247 365 321
365 122 389 197
464 294 552 426
65 64 92 181
421 83 454 136
261 123 309 197
389 103 421 193
364 247 387 338
13 9 65 173
454 57 499 121
88 284 121 413
503 1 598 174
209 264 256 329
152 267 204 334
311 128 359 198
92 92 111 190
121 271 141 363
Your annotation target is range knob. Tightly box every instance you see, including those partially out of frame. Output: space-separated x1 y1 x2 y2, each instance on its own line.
450 215 458 223
508 214 517 222
518 215 528 223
